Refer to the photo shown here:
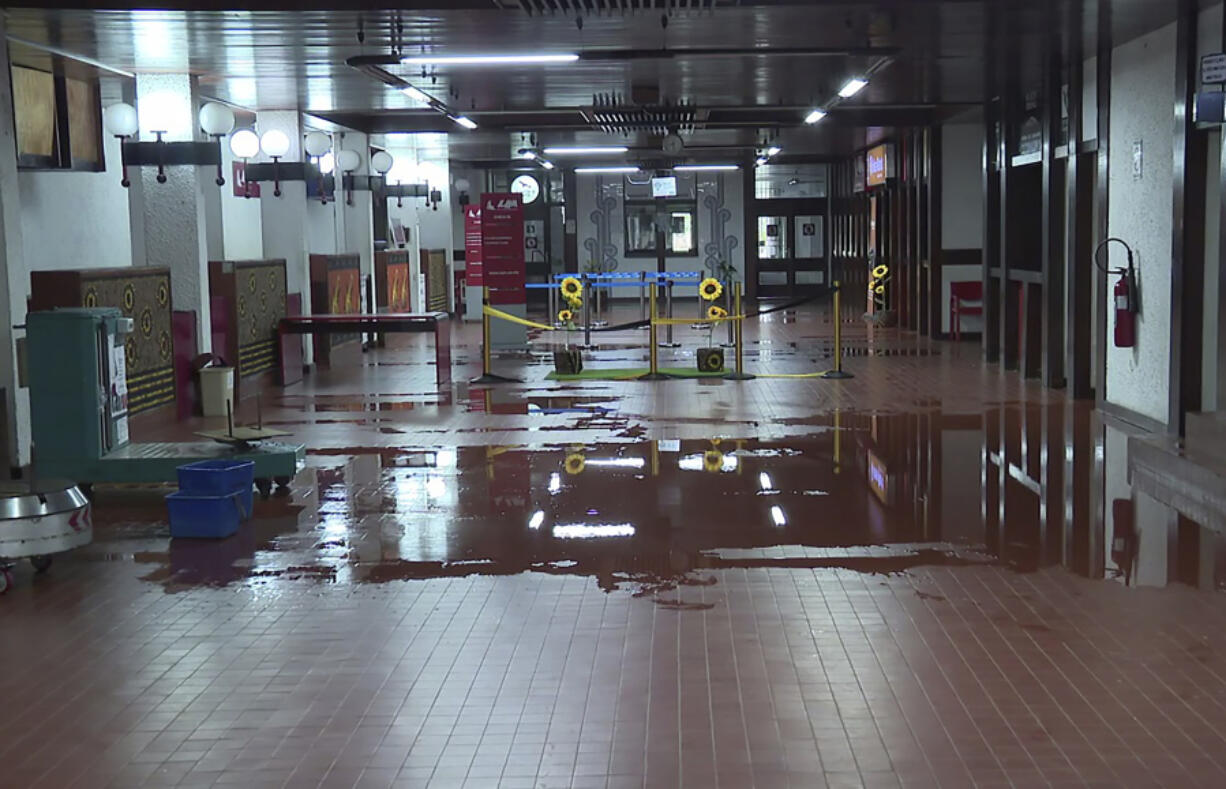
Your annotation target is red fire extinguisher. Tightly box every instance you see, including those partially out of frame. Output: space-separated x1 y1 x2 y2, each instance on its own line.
1114 269 1137 348
1095 237 1138 348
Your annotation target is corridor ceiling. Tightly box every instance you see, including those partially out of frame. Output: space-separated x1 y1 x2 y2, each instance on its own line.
3 0 1202 160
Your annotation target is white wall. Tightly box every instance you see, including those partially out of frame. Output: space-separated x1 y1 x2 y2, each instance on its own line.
1105 21 1176 425
575 170 745 298
18 133 133 272
941 123 985 250
306 196 338 255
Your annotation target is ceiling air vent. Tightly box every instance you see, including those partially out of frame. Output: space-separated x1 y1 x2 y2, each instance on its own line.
508 0 722 16
583 93 700 136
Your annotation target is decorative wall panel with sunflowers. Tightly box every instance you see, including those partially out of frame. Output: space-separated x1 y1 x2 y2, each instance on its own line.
30 267 174 414
309 253 361 366
207 259 287 398
375 250 412 312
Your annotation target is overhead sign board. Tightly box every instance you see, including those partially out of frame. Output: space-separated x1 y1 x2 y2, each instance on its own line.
1203 53 1226 84
866 144 889 187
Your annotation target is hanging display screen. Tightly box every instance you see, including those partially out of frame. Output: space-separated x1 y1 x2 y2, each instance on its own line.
651 175 677 197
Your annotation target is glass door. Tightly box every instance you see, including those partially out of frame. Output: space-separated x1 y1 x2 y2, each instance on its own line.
752 198 828 298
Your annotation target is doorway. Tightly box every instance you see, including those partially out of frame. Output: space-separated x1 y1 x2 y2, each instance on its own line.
751 198 828 298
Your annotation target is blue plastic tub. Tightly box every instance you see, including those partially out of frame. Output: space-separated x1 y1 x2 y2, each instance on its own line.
177 459 255 495
177 459 254 517
166 490 248 539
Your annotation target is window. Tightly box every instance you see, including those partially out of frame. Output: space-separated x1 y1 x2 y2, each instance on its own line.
625 201 697 256
11 65 104 171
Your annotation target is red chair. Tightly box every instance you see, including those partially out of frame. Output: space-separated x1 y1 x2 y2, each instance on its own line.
950 281 983 341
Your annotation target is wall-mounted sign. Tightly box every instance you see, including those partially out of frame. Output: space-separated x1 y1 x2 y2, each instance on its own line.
510 174 540 204
1203 52 1226 84
866 144 889 187
232 161 260 197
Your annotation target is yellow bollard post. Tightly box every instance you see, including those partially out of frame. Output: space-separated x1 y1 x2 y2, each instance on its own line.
724 282 754 380
821 280 854 380
641 282 670 380
470 285 520 384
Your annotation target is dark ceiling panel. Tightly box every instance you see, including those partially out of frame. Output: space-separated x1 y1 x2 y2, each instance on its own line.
1 1 1200 156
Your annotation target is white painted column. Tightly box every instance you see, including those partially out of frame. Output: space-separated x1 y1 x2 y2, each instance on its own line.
132 73 214 354
0 23 30 468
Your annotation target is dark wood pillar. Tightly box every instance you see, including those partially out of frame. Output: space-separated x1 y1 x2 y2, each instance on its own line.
999 7 1019 371
1170 0 1206 436
927 125 943 338
1094 0 1112 401
563 167 578 274
1041 0 1066 388
1065 0 1093 399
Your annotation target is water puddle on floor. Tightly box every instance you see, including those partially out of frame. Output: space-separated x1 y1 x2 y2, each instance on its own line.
75 403 1226 599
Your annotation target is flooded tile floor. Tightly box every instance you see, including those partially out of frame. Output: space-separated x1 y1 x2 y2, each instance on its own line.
3 304 1226 789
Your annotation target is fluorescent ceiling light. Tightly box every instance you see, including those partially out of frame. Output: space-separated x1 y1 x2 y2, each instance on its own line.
553 523 636 539
575 166 639 174
770 506 787 527
543 146 629 155
528 510 545 530
451 115 478 130
839 78 868 98
548 472 562 494
674 164 739 171
402 53 579 66
519 150 538 160
805 109 828 124
540 160 555 170
402 85 430 103
759 472 773 491
767 146 782 157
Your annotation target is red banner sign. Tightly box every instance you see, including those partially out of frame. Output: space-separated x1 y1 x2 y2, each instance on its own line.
480 193 525 306
464 205 483 287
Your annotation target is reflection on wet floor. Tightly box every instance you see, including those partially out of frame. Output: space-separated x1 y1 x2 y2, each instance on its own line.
81 403 1226 596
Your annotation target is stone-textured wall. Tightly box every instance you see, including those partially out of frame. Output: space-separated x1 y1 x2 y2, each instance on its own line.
1105 21 1176 424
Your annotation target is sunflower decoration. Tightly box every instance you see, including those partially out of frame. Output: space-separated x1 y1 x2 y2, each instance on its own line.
703 449 724 473
872 264 889 280
558 309 573 324
699 278 723 302
707 305 728 321
875 285 885 294
564 453 586 475
560 277 583 300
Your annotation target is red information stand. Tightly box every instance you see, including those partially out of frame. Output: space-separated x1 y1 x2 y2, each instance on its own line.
480 193 525 306
464 205 483 287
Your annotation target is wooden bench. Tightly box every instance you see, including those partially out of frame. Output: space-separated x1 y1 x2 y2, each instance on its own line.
278 312 451 386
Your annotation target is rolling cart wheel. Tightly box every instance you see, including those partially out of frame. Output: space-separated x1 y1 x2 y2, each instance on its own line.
30 555 52 574
255 478 273 500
